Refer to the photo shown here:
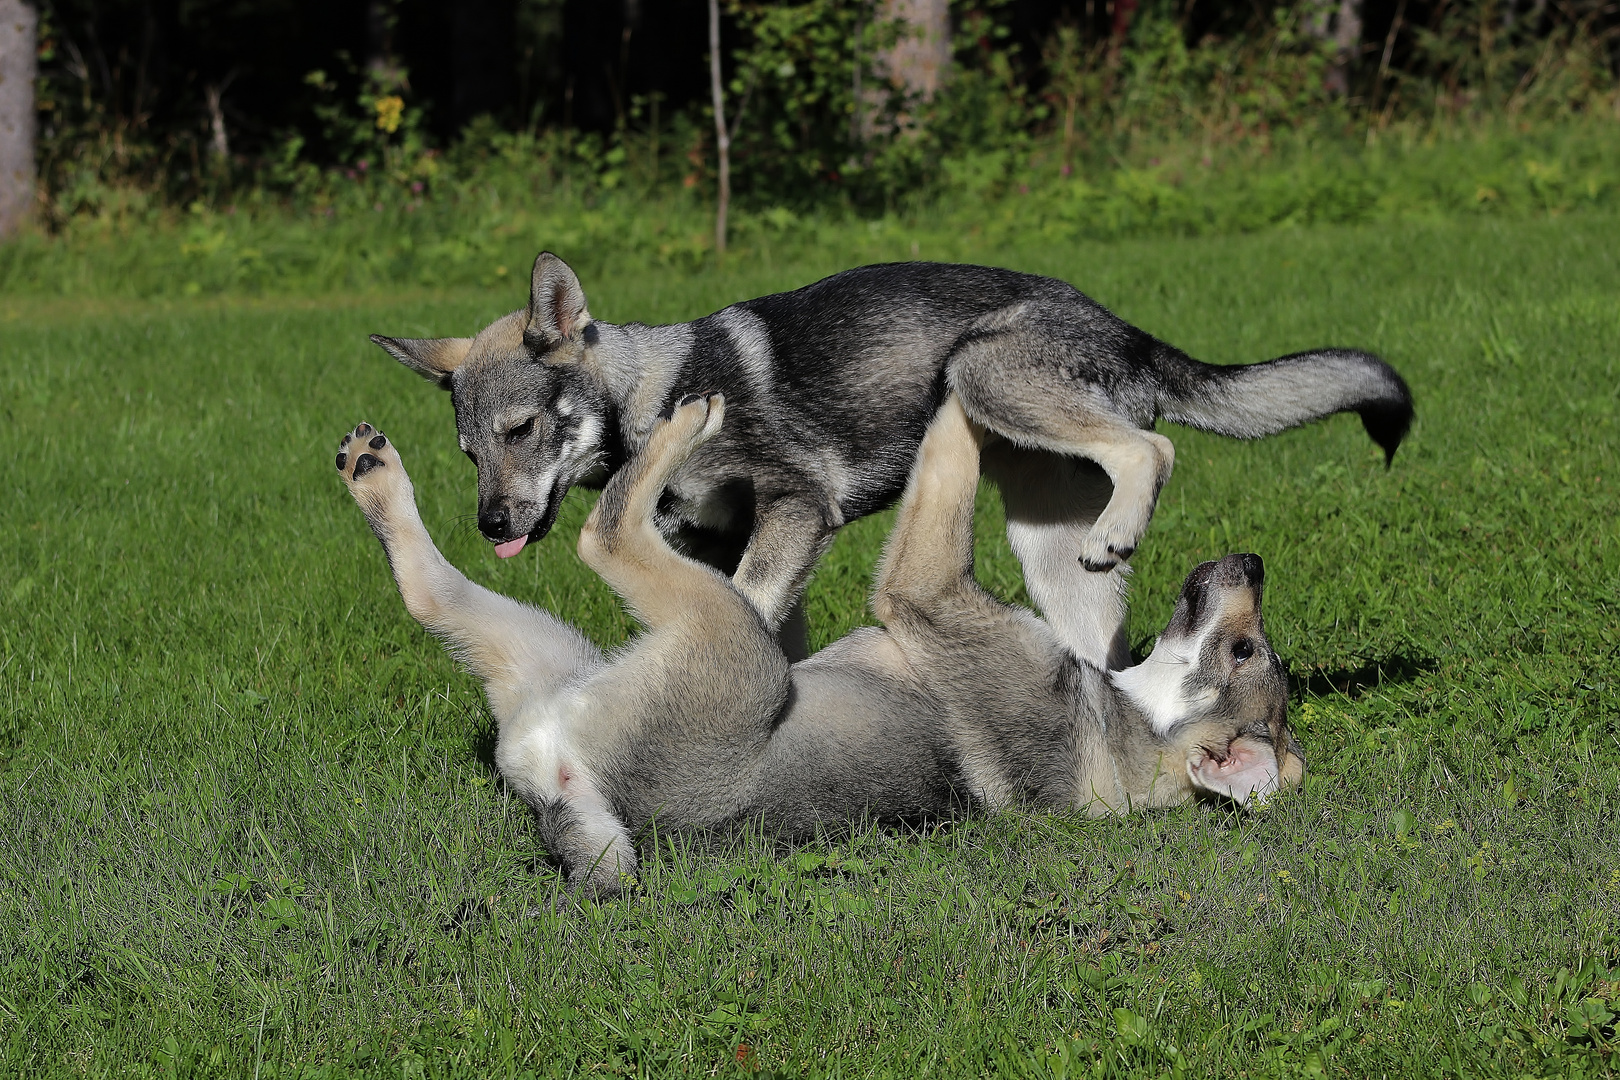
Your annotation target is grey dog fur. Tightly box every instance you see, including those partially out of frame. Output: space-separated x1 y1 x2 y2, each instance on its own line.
335 396 1304 896
372 255 1411 669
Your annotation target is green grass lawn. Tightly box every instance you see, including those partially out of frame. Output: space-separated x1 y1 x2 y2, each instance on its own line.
1 214 1617 1078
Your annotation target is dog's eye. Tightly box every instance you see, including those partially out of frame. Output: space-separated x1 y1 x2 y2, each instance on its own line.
507 417 536 443
1231 639 1254 662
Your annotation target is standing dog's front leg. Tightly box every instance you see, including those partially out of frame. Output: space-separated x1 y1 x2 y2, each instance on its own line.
730 496 837 645
334 423 602 723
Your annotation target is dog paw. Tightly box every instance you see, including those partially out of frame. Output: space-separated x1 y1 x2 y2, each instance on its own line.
655 392 726 448
1076 527 1137 573
335 422 409 506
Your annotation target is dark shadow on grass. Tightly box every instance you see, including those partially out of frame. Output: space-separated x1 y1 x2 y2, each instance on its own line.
1294 652 1437 700
470 715 498 774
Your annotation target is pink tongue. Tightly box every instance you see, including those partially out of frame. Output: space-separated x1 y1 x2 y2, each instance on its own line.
494 535 529 559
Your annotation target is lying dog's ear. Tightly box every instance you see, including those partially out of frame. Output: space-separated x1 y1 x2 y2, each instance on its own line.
1192 733 1283 806
370 335 473 390
525 252 591 359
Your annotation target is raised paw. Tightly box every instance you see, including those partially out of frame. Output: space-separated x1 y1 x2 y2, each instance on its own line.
651 392 726 452
1076 527 1137 573
335 422 411 513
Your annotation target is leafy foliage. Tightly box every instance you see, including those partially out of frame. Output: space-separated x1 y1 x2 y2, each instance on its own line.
23 0 1620 223
3 118 1616 299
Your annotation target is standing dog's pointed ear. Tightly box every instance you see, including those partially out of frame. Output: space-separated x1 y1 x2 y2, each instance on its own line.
370 335 473 390
525 252 592 359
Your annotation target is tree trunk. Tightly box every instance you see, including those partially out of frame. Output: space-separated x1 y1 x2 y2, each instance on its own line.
1324 0 1363 96
882 0 951 101
205 84 229 161
367 0 395 77
0 0 35 239
708 0 729 255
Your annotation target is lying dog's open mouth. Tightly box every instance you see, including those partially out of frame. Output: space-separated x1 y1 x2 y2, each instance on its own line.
491 480 567 558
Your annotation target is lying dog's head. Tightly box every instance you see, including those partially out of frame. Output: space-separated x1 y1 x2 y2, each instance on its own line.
371 253 614 557
1112 553 1304 806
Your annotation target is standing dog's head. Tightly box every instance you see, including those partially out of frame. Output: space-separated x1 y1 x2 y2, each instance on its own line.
1112 553 1305 805
371 253 613 557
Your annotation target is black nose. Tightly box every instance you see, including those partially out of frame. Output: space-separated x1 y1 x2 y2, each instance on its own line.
1240 553 1264 587
479 504 510 539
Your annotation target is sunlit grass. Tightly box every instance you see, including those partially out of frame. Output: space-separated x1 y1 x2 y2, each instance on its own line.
0 213 1616 1077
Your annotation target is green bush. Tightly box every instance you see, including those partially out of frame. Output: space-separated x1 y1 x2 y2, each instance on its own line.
5 115 1616 299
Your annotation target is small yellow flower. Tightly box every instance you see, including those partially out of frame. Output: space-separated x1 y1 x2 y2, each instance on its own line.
375 95 405 134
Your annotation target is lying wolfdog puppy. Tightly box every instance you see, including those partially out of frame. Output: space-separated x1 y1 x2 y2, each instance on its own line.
373 254 1412 668
334 396 1303 896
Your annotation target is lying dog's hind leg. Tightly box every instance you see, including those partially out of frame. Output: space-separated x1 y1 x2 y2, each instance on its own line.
572 394 791 822
576 395 740 630
335 423 602 723
872 395 989 626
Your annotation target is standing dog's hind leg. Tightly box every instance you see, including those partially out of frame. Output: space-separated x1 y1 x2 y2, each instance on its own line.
948 329 1175 572
982 442 1132 669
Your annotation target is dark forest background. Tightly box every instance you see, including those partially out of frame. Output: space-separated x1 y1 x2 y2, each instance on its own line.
17 0 1620 237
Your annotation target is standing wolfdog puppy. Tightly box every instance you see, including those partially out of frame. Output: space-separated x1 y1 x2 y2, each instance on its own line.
373 255 1411 667
334 395 1303 896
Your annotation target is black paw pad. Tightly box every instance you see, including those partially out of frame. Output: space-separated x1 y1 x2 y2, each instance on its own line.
335 452 348 472
369 434 387 450
678 393 702 408
341 433 352 447
352 453 383 479
1080 556 1117 573
355 422 373 437
1109 545 1136 561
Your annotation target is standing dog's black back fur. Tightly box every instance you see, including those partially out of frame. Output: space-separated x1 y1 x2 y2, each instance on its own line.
374 256 1412 666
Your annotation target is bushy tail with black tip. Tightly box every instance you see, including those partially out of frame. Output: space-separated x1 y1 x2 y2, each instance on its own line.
1154 344 1414 466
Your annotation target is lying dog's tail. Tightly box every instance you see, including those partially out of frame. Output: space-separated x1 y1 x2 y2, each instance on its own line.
1153 345 1414 466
